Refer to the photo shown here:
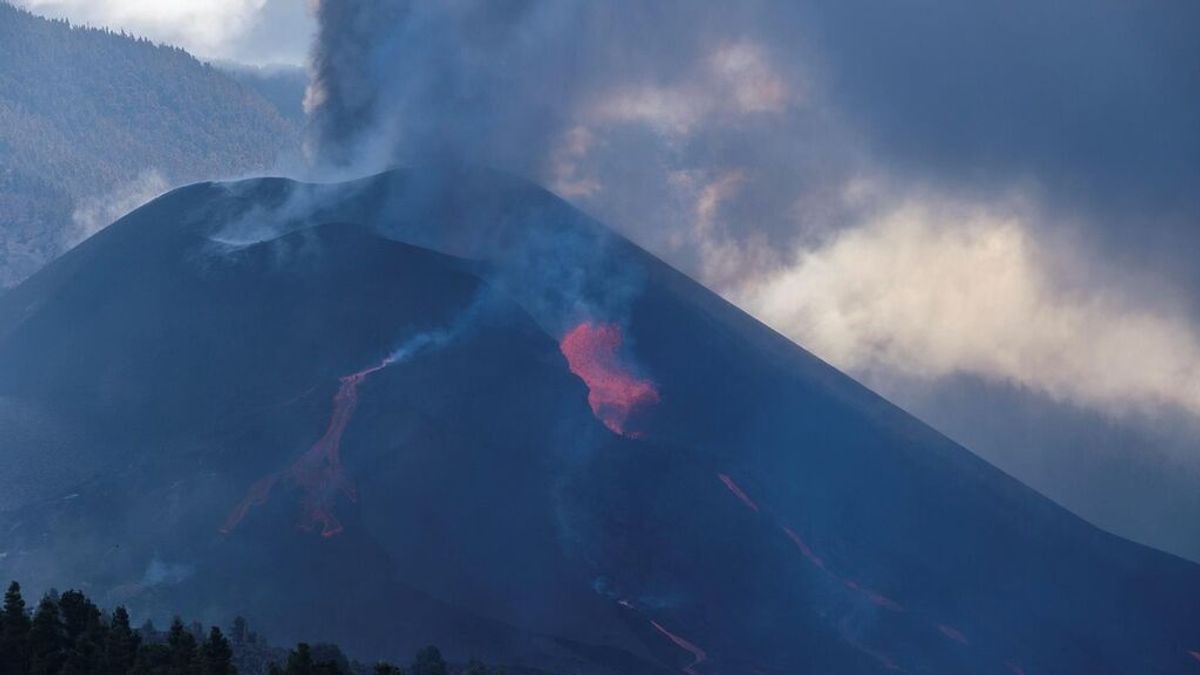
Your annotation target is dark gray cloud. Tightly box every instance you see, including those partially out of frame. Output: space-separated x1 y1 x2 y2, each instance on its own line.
794 0 1200 287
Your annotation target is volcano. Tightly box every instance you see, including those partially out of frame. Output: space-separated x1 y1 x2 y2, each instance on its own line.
0 167 1197 674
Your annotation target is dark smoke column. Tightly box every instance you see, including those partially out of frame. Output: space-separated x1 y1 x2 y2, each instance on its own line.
306 0 408 167
304 0 584 174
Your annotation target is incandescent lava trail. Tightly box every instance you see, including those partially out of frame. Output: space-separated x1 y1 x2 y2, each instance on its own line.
714 471 1049 672
718 472 760 512
222 325 457 537
559 321 659 437
222 358 389 537
650 620 708 675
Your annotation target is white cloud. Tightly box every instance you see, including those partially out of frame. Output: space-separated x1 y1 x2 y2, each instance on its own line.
734 197 1200 418
707 43 790 114
13 0 268 59
588 41 796 138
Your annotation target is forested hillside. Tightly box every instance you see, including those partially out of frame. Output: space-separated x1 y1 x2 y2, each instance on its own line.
0 2 299 286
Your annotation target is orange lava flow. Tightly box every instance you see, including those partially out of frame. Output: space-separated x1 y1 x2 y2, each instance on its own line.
716 471 1052 673
936 624 969 645
722 471 906 615
559 321 659 437
782 526 826 570
222 359 389 537
650 620 709 675
717 473 760 512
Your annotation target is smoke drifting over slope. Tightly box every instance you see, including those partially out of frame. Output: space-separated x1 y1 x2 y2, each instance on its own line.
300 1 1200 561
302 0 1200 420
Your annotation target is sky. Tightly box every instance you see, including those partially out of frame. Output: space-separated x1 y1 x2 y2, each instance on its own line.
11 0 313 66
13 0 1200 561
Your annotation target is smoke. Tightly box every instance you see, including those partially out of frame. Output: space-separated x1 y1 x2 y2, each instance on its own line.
141 557 194 587
302 0 1200 431
303 1 772 175
68 169 169 247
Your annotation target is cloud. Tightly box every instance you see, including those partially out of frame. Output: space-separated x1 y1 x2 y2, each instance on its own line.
586 42 795 139
13 0 269 59
735 195 1200 418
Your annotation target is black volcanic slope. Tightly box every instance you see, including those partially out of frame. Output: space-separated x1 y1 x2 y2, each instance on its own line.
0 168 1197 674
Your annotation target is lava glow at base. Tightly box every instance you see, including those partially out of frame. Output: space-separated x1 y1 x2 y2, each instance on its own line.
559 321 660 437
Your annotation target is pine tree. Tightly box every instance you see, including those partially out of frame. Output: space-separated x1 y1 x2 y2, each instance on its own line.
167 616 198 674
373 664 403 675
284 642 315 675
58 590 107 675
1 581 32 674
409 646 447 675
105 606 141 675
200 626 234 675
59 590 102 643
229 617 247 647
28 594 66 675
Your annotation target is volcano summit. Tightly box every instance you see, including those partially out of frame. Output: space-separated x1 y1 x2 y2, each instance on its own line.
0 168 1197 674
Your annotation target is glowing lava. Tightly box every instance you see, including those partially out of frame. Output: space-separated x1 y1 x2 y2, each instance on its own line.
650 620 708 675
844 579 904 612
222 359 390 537
717 473 760 512
721 470 906 614
937 624 969 645
782 526 826 570
559 321 660 437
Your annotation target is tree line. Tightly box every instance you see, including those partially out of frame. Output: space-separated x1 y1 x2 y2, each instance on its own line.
0 582 503 675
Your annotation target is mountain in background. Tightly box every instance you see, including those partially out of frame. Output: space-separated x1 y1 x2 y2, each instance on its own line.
0 1 299 287
0 167 1196 674
217 63 308 129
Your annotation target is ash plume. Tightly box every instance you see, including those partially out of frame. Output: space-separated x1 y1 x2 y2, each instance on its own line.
305 0 585 173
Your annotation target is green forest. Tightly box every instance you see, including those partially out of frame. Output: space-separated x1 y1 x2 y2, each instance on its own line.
0 2 299 287
0 582 504 675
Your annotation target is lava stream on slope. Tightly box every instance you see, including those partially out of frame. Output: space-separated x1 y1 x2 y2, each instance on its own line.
559 321 660 437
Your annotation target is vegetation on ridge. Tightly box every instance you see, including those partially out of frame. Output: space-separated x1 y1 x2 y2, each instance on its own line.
0 581 504 675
